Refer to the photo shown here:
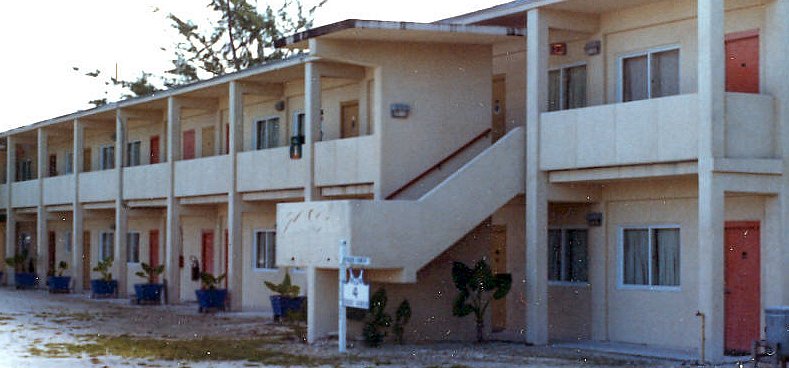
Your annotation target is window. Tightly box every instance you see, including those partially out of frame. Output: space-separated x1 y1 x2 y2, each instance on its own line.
548 64 587 111
17 159 33 181
254 230 276 270
126 232 140 263
255 117 281 150
64 232 72 254
100 145 115 170
127 141 141 167
548 229 589 283
622 48 680 102
99 232 114 261
621 226 680 287
291 112 305 144
65 152 74 174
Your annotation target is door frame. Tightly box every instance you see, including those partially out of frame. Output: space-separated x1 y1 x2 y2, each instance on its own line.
201 230 215 275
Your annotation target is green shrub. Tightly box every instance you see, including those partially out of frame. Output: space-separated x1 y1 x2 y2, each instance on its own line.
393 299 412 345
451 259 512 342
363 288 392 347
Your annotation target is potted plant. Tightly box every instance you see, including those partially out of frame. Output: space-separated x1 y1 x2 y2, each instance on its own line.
5 252 37 289
90 258 117 298
195 272 227 312
47 261 71 293
133 262 164 304
451 259 512 343
264 269 305 321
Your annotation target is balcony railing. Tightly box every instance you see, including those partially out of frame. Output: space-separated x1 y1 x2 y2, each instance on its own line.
11 180 40 208
236 146 306 193
174 155 231 197
124 163 168 200
43 175 74 205
79 170 118 203
315 136 378 188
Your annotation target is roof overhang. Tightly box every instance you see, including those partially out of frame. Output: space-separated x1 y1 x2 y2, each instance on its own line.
274 19 524 49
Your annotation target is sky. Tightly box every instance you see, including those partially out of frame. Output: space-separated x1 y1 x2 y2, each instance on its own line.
0 0 507 132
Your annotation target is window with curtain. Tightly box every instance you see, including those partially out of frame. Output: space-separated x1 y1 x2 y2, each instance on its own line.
64 232 72 254
126 232 140 263
548 64 587 112
100 145 115 170
622 48 680 102
99 232 114 261
17 159 33 181
622 226 680 287
256 118 281 150
65 152 74 174
126 141 141 167
548 228 589 283
254 230 276 270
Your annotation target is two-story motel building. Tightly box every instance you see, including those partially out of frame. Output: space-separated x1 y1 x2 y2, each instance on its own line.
1 0 786 362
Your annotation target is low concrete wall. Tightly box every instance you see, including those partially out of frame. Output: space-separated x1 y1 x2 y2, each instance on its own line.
11 180 39 208
314 136 378 187
236 147 305 193
43 175 74 205
174 155 231 197
725 93 776 159
540 94 699 170
79 170 118 203
123 163 167 200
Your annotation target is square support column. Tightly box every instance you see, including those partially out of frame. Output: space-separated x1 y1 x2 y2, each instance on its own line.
524 8 550 346
72 119 85 292
697 0 726 362
165 97 182 303
36 128 48 278
306 267 338 343
114 111 128 297
5 135 15 286
304 61 322 201
588 201 608 341
227 81 244 310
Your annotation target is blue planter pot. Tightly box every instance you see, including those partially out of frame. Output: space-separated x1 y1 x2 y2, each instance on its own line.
195 289 227 312
134 283 163 304
90 279 118 298
47 276 71 293
15 272 38 289
270 295 306 320
0 271 4 285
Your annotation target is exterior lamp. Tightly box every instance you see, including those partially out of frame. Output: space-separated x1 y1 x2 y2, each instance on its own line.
289 135 304 159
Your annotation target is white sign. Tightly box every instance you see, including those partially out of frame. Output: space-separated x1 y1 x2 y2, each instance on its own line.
342 271 369 309
343 256 371 266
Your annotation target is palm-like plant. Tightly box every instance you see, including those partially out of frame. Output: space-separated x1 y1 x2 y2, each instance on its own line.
135 263 164 284
451 259 512 342
264 270 300 297
200 272 227 290
92 258 114 282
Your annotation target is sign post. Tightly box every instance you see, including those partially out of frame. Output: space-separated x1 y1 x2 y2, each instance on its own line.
338 240 370 353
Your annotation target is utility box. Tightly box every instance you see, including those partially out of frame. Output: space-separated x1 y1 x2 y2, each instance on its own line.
766 306 789 358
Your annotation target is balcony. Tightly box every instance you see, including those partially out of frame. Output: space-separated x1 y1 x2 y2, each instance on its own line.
174 155 231 197
11 180 38 208
314 136 378 188
123 163 168 200
539 93 777 172
43 175 74 205
236 147 306 193
79 170 118 203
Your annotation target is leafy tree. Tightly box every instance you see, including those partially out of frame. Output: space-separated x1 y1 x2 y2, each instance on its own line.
80 0 326 106
363 288 392 347
451 259 512 343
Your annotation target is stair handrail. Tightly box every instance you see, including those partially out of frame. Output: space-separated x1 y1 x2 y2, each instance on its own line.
385 128 492 200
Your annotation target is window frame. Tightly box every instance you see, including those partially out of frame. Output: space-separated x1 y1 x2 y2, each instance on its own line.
548 62 588 112
65 152 74 174
126 232 140 264
18 159 33 181
548 226 590 286
254 116 281 150
253 228 277 271
617 224 681 292
99 144 115 170
126 140 142 167
64 231 72 255
99 231 115 262
618 45 681 103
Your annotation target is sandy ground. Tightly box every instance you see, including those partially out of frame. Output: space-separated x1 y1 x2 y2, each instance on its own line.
0 287 756 367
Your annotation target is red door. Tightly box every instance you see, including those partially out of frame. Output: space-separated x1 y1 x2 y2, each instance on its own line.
150 136 160 164
48 231 56 274
201 231 214 275
725 31 759 93
724 221 761 354
149 230 160 282
183 130 196 160
223 229 228 288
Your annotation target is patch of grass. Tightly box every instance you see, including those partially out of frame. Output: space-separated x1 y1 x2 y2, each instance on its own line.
32 335 347 366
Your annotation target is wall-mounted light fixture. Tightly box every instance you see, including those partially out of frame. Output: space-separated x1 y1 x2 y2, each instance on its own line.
550 42 567 55
274 100 285 111
390 103 410 119
585 40 601 56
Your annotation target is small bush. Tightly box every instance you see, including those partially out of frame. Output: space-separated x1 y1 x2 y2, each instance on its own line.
363 288 391 347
